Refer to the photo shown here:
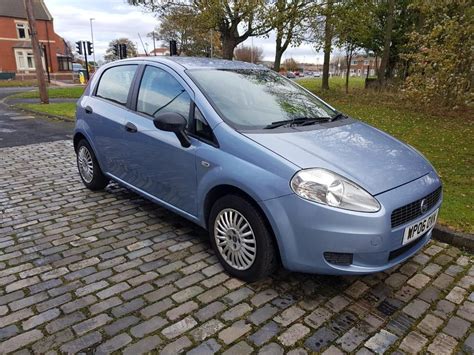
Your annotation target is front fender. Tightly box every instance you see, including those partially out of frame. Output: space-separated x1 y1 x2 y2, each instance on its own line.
194 125 298 227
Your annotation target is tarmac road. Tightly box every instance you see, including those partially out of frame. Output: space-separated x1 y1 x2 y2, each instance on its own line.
0 87 74 148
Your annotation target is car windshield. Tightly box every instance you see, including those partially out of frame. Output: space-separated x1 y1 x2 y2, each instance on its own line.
187 69 336 130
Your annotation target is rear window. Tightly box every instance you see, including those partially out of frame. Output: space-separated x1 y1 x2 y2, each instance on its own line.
96 65 137 106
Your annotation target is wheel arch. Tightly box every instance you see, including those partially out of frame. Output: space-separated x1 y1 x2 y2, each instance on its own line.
203 184 282 264
73 132 87 152
73 131 106 173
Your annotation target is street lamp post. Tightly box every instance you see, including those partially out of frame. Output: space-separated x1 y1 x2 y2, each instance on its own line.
89 18 96 69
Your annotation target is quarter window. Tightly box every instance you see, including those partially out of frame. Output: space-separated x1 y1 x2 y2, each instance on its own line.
192 106 214 142
96 65 137 106
137 66 191 120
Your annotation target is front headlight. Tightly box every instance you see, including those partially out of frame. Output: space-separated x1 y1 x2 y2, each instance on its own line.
290 168 380 212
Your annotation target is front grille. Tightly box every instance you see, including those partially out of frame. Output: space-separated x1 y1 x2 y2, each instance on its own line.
324 252 353 266
388 234 425 261
391 187 442 228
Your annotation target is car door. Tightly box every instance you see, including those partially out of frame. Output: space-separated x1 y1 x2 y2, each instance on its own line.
83 64 138 178
121 64 198 216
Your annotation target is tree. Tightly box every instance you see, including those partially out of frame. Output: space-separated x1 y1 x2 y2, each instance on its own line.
104 38 138 62
402 0 473 107
333 0 373 93
377 0 395 87
150 5 221 57
234 45 264 63
309 0 336 90
271 0 314 71
128 0 272 59
283 58 299 71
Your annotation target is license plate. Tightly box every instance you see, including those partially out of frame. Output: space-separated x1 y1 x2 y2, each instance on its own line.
403 209 438 245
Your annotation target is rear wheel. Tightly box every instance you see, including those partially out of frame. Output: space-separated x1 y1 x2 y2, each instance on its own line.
76 139 109 190
209 194 278 282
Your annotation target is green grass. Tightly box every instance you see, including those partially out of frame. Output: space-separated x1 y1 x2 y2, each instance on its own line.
10 86 84 99
299 78 473 234
298 76 367 92
16 102 76 120
0 80 37 87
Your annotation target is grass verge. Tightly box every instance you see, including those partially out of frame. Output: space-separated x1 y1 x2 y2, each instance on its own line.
299 78 473 234
15 102 76 120
9 86 85 99
0 80 37 87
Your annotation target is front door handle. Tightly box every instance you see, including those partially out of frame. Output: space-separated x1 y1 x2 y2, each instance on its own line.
125 122 138 133
85 106 93 114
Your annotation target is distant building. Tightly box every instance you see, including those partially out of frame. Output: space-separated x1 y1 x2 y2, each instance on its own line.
0 0 72 80
137 47 171 58
349 56 379 77
150 47 170 56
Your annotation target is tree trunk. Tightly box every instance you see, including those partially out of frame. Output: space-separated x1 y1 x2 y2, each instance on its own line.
221 34 237 60
274 33 284 71
322 0 333 90
24 0 48 104
345 49 353 94
274 50 284 72
378 0 395 88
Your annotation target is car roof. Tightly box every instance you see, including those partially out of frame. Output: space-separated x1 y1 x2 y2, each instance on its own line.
121 56 268 70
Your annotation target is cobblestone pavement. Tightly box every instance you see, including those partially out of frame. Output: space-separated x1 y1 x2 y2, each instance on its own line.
1 140 473 354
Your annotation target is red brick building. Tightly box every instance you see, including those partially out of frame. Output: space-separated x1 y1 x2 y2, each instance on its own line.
0 0 72 80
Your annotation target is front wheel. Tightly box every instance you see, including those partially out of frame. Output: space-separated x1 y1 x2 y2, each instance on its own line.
208 195 278 282
76 139 109 190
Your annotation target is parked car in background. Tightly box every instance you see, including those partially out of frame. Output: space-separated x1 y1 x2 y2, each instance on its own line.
74 57 442 281
286 71 296 78
72 63 84 72
314 72 321 77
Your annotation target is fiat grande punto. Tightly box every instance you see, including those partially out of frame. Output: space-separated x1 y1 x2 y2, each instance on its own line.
74 57 442 281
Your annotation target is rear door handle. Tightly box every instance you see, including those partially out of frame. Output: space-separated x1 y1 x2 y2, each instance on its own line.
125 122 137 133
85 106 93 114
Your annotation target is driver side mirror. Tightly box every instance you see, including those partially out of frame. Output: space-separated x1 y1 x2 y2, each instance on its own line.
153 112 191 148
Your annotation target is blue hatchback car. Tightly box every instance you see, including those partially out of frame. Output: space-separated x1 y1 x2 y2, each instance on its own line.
74 57 442 281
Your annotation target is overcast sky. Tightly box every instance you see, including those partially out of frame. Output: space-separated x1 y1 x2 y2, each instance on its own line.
43 0 324 64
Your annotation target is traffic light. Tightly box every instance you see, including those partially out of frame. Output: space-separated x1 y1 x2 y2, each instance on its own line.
76 41 83 55
120 44 127 59
170 40 177 56
113 44 119 57
86 41 93 55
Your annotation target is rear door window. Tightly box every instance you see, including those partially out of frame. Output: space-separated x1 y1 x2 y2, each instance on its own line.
96 65 137 106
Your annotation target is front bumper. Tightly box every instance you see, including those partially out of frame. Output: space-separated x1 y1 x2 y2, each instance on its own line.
260 171 442 275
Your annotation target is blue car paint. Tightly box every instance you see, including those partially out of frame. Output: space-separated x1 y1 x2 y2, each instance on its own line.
75 57 442 275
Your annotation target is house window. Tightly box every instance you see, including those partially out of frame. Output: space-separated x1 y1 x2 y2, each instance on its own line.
16 23 30 39
58 56 73 71
352 60 357 65
364 60 369 65
15 50 35 70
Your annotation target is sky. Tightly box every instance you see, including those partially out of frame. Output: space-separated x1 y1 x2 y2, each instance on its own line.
43 0 324 64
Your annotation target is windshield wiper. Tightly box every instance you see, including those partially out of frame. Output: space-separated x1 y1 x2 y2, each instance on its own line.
328 112 347 122
264 117 327 129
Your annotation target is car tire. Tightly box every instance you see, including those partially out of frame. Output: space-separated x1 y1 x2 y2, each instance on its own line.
76 139 109 190
209 194 278 282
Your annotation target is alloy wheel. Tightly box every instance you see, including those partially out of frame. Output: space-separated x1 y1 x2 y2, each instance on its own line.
78 146 94 183
214 208 257 270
